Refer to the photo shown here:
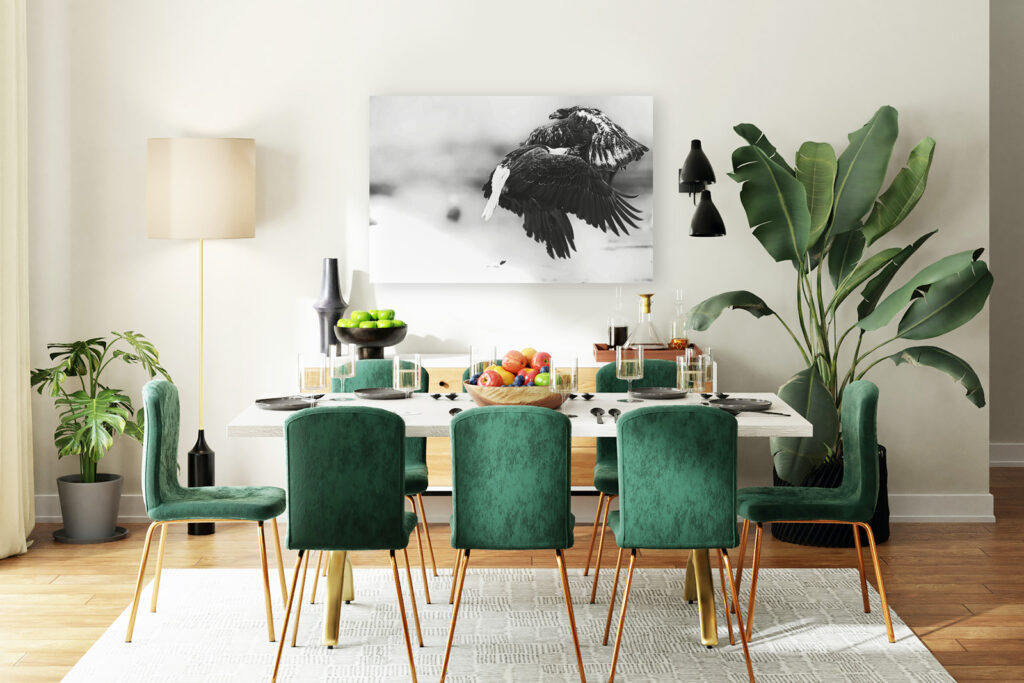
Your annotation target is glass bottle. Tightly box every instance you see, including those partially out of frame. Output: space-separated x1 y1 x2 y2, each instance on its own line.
669 288 689 350
702 346 716 393
624 293 665 348
607 286 628 348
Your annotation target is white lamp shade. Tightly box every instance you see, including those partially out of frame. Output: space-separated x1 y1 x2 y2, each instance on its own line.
147 138 255 240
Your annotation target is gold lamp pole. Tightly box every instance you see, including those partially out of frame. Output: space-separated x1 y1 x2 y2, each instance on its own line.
147 137 255 535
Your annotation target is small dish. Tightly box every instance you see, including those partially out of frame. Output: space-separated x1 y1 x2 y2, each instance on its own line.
700 393 713 400
581 393 595 401
445 393 458 401
430 393 442 400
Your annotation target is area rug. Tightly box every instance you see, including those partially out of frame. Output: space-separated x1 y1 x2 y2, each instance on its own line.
63 566 952 682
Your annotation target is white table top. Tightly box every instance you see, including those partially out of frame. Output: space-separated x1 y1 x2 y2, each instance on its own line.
227 392 812 439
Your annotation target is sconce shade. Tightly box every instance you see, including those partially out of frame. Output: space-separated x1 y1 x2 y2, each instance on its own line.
147 138 255 240
690 190 726 237
678 139 716 196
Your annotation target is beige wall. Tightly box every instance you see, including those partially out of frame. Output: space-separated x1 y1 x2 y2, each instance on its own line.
26 0 992 521
991 0 1024 465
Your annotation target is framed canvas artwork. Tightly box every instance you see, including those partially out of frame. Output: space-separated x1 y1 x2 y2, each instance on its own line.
369 96 653 283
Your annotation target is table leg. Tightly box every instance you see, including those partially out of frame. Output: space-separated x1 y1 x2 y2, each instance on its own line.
691 549 718 647
323 551 348 646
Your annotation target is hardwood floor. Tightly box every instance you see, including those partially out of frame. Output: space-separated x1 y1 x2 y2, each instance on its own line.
1 469 1022 682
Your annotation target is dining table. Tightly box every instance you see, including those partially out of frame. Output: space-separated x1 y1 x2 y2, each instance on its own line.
227 391 812 648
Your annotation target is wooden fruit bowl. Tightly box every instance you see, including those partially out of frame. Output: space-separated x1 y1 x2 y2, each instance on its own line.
463 381 567 410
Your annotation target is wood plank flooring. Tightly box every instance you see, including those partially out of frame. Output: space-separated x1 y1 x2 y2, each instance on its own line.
1 468 1021 682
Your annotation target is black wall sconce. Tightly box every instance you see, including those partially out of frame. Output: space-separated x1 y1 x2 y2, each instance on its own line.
679 139 725 236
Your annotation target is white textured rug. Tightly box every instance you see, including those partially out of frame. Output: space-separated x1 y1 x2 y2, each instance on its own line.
63 566 951 682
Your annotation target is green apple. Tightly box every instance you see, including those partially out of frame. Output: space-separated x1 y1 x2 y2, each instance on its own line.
350 310 371 324
335 318 354 328
358 321 378 329
377 309 395 320
367 309 380 320
392 320 405 327
377 320 395 328
534 372 551 386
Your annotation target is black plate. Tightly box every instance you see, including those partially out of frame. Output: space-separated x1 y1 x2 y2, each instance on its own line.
708 398 772 413
256 395 323 411
627 387 687 400
354 388 408 400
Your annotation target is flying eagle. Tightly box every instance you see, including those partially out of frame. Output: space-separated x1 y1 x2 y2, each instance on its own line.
481 144 642 259
522 106 649 176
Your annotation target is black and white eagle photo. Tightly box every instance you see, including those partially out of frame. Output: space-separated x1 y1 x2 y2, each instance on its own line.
369 96 653 284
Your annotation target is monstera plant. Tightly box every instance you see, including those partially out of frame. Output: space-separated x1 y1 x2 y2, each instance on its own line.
689 105 992 487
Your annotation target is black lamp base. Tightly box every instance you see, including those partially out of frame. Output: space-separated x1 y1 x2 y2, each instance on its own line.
187 429 215 535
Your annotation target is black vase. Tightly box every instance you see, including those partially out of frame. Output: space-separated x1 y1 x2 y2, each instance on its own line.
770 445 890 547
313 258 347 355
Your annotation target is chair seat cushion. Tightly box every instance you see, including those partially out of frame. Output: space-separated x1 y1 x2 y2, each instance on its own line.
148 485 286 522
449 513 575 550
404 462 429 495
737 485 862 523
607 509 738 550
593 463 618 495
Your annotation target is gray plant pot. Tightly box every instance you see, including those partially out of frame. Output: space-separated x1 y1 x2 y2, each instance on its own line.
56 473 125 543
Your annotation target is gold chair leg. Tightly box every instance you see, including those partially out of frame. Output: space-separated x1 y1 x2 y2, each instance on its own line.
683 552 697 603
257 521 276 642
149 524 168 612
290 549 311 647
271 550 305 683
745 523 763 641
440 548 470 682
852 523 870 613
416 494 438 577
271 518 288 602
732 519 750 613
555 549 586 683
602 547 625 645
721 550 755 683
310 551 323 604
590 494 613 603
859 522 895 643
390 550 418 683
584 492 605 576
607 549 637 683
402 547 424 647
125 521 160 642
323 552 328 577
717 549 735 645
449 549 463 604
408 496 432 604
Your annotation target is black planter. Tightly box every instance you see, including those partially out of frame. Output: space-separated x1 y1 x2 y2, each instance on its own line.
770 445 890 547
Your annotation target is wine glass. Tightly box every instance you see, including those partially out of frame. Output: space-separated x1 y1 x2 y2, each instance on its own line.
393 353 421 396
549 357 578 406
469 345 497 380
330 343 357 395
297 352 328 407
615 346 644 403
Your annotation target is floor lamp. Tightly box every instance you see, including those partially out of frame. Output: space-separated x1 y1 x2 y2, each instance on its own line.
147 137 256 535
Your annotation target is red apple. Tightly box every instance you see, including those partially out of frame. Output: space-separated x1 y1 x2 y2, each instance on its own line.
531 351 551 369
520 368 540 384
502 350 526 374
478 369 504 387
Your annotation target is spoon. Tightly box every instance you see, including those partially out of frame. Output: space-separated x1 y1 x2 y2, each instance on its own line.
608 408 621 423
590 407 606 424
449 407 462 416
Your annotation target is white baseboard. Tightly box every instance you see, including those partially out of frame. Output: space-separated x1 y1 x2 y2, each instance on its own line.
991 442 1024 467
35 491 996 525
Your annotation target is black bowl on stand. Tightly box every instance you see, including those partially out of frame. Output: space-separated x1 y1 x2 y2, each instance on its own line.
333 325 408 359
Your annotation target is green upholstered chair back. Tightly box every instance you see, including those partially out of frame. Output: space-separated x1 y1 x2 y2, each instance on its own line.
449 406 573 550
284 406 408 551
616 405 739 549
595 359 679 467
141 380 186 513
836 380 880 520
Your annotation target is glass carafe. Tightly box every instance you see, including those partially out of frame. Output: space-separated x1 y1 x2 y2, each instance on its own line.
624 293 664 348
669 287 689 350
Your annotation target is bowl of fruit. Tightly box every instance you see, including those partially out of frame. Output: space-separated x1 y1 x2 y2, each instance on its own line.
464 348 566 410
334 309 408 359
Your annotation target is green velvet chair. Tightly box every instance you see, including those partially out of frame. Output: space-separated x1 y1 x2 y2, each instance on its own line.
329 359 437 600
586 359 678 601
736 380 894 644
272 405 422 683
440 406 584 683
126 380 288 643
602 405 753 683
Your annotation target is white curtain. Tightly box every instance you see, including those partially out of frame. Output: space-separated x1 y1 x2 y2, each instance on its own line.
0 0 34 559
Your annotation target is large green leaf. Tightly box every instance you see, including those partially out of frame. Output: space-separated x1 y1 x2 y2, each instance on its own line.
687 291 775 332
897 261 993 340
829 106 899 236
857 230 937 320
828 230 865 288
857 248 983 331
795 141 837 248
862 137 936 247
884 346 985 407
54 388 131 461
733 123 795 175
729 145 811 265
770 366 840 485
828 245 903 315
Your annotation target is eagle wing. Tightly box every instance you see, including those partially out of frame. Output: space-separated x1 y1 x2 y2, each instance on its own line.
573 109 649 172
522 115 595 150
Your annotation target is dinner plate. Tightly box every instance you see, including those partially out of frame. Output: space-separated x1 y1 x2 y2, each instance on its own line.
627 387 688 400
708 398 772 413
354 388 408 400
255 396 323 411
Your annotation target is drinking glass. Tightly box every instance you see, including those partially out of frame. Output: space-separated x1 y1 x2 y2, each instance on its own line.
702 347 717 393
330 343 357 394
549 357 578 402
615 346 644 403
393 353 421 396
297 352 328 407
469 345 497 379
676 348 702 393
